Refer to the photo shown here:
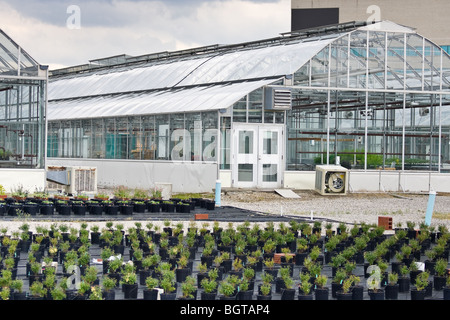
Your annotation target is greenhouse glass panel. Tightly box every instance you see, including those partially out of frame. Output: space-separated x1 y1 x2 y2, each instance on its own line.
142 115 156 160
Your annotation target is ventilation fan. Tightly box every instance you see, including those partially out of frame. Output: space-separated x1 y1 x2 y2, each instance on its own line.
315 165 349 196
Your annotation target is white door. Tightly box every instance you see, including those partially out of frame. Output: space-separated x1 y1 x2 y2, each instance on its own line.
232 124 283 188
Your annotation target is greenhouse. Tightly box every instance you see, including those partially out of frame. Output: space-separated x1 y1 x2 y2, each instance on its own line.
0 29 48 192
46 21 450 193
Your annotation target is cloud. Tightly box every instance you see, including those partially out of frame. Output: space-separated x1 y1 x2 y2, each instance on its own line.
0 0 290 69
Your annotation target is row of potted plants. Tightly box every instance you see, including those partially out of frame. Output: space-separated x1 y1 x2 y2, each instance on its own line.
0 218 449 300
0 197 216 217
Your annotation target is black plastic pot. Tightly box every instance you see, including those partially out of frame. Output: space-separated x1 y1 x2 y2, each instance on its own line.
385 284 399 300
176 268 191 283
280 288 295 300
352 285 364 300
102 290 115 300
398 277 410 292
72 205 86 216
133 203 146 213
314 287 329 300
143 289 159 300
434 276 447 291
58 205 72 216
88 204 103 215
160 292 177 300
298 293 314 300
237 290 253 300
200 292 217 300
120 205 134 215
410 288 426 300
105 205 119 215
336 291 353 300
123 283 138 299
368 289 385 300
40 204 54 215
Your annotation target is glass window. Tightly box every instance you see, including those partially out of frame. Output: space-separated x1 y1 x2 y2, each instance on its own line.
170 113 185 161
263 131 278 155
185 113 202 161
142 115 156 160
116 118 130 159
239 131 254 154
92 119 105 159
156 115 169 160
220 116 231 169
202 112 218 162
105 118 117 159
248 89 262 123
262 164 278 182
129 117 142 160
233 97 247 123
238 164 253 182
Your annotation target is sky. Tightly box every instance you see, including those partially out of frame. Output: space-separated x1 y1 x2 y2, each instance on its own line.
0 0 291 70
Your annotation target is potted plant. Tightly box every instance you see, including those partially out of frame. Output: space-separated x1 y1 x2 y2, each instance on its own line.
314 274 329 300
331 268 347 298
179 276 197 300
257 282 272 301
218 276 238 300
159 271 177 300
176 254 192 283
336 276 353 300
71 200 86 216
398 264 410 293
0 185 7 200
114 185 131 201
200 270 218 300
28 280 47 300
296 272 313 301
411 271 430 300
50 285 67 301
11 279 26 300
433 258 448 291
40 200 54 216
101 275 117 300
279 266 295 300
142 277 159 300
121 264 138 299
367 271 385 300
444 275 450 300
385 272 399 300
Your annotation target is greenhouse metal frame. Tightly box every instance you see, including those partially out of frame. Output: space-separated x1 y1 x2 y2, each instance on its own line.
46 21 450 192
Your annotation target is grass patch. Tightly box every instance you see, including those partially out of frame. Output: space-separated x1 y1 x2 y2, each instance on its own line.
173 193 214 200
432 212 450 220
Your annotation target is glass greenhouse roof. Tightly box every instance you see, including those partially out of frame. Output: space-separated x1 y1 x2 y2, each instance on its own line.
48 79 275 121
47 21 450 121
0 29 41 78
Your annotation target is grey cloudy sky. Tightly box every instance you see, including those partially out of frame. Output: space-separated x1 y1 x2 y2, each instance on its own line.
0 0 290 69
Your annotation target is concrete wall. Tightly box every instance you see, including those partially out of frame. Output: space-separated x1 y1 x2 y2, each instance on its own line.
46 159 219 194
292 0 450 46
283 170 450 193
0 169 46 193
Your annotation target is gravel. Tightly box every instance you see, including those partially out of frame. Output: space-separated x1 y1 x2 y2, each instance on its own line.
221 190 450 230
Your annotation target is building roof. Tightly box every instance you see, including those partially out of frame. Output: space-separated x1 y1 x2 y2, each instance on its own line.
47 21 450 121
0 29 43 79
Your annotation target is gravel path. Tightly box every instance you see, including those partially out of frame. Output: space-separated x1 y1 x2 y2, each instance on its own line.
221 190 450 230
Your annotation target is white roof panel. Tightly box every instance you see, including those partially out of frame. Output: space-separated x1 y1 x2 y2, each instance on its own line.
48 38 335 101
47 79 278 121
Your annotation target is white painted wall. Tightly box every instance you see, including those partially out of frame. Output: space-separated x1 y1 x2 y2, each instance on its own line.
283 170 450 193
0 169 46 193
46 159 219 194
